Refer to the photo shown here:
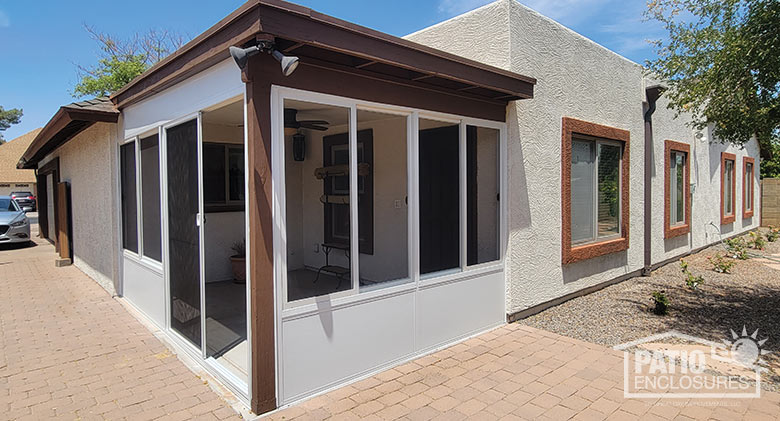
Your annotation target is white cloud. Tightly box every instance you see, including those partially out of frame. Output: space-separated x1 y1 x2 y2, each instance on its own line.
0 10 9 28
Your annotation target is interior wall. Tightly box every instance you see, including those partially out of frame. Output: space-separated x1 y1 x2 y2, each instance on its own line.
285 116 409 283
202 120 245 282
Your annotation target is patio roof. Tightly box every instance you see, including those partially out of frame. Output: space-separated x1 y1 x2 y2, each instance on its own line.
17 98 119 169
111 0 536 109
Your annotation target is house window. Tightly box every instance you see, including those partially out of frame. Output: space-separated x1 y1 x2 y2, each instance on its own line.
561 118 630 264
120 141 138 253
743 156 755 218
140 134 162 261
721 152 736 224
203 143 244 212
664 140 690 238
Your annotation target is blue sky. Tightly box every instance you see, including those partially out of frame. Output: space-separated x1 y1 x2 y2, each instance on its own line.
0 0 663 140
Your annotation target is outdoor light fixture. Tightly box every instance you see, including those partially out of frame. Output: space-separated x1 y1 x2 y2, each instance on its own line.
292 132 306 161
229 40 299 76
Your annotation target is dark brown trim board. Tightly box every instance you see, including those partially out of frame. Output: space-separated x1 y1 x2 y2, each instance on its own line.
244 67 276 415
721 152 737 225
110 0 535 109
743 156 755 219
561 117 630 265
37 158 61 251
664 140 691 239
19 101 119 169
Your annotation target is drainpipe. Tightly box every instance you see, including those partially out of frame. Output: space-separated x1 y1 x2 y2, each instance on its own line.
643 85 664 275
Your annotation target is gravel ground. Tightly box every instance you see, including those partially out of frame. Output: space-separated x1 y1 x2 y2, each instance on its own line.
518 228 780 391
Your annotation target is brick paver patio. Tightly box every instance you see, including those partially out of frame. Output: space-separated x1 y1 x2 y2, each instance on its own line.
0 233 242 421
266 325 780 420
3 230 780 420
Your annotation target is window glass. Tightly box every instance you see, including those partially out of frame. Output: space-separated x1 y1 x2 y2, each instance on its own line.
228 147 245 201
571 140 595 243
670 152 686 226
746 163 753 211
597 143 621 238
120 142 138 253
419 119 460 276
203 143 226 204
724 160 734 215
284 99 352 301
358 109 408 290
675 153 685 223
140 134 162 261
467 125 500 265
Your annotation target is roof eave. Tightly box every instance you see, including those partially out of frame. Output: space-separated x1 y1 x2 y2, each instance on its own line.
18 106 119 170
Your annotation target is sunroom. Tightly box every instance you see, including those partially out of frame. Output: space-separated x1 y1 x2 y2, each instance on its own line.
110 0 536 414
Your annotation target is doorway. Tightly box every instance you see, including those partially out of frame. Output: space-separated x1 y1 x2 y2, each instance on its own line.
163 99 249 390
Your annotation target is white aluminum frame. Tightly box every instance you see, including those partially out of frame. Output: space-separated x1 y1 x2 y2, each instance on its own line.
271 85 508 403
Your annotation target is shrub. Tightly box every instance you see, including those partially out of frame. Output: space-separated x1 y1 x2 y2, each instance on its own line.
725 237 750 260
652 291 670 315
767 227 780 242
707 252 735 274
749 231 766 250
230 240 246 257
680 259 704 290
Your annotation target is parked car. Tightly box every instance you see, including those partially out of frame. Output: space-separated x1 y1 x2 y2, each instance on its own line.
0 196 31 245
10 191 36 212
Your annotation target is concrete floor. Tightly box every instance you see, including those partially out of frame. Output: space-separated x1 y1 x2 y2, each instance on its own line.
206 281 248 384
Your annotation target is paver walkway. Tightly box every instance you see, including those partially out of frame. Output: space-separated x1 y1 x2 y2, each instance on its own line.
266 326 780 420
0 234 242 420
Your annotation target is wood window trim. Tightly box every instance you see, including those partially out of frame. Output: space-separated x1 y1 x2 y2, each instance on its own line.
664 140 691 239
721 152 736 225
743 156 755 219
561 117 630 265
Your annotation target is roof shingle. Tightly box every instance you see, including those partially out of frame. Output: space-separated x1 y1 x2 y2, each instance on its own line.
0 128 42 184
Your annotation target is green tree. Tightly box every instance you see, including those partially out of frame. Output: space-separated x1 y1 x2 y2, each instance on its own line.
645 0 780 176
0 106 23 144
74 25 185 98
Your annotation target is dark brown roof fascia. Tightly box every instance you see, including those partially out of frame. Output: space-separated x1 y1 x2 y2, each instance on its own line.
111 0 535 109
18 106 119 169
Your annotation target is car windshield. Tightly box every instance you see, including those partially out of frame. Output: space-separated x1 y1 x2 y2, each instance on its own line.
11 192 32 197
0 199 20 212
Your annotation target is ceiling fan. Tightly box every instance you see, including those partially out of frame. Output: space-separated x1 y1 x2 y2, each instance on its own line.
284 108 329 133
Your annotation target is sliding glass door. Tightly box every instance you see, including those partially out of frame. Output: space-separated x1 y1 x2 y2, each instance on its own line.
165 118 204 348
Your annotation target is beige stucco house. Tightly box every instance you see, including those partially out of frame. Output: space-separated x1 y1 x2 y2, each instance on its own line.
17 0 761 416
0 128 40 196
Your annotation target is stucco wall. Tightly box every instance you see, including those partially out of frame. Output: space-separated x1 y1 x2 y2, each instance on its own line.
409 0 645 314
649 95 761 263
39 122 118 295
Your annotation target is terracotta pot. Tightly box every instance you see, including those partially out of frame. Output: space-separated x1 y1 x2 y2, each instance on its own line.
230 255 246 283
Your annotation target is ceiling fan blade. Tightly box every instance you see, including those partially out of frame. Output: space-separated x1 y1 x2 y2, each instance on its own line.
301 124 329 131
298 120 330 125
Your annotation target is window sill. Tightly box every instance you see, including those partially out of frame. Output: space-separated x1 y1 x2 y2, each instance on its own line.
205 204 245 213
563 236 628 265
721 214 736 225
665 223 690 239
743 210 754 219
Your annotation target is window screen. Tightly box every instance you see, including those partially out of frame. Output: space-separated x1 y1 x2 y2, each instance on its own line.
120 142 138 253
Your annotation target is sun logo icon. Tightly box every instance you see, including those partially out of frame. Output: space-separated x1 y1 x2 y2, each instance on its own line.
722 326 771 371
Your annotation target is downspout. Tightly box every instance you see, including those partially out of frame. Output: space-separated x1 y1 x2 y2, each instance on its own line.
642 85 664 275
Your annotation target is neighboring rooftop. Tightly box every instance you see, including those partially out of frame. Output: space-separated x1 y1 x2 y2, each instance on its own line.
0 128 42 183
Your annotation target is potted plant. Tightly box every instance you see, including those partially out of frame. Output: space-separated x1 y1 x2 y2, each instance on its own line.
230 240 246 283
